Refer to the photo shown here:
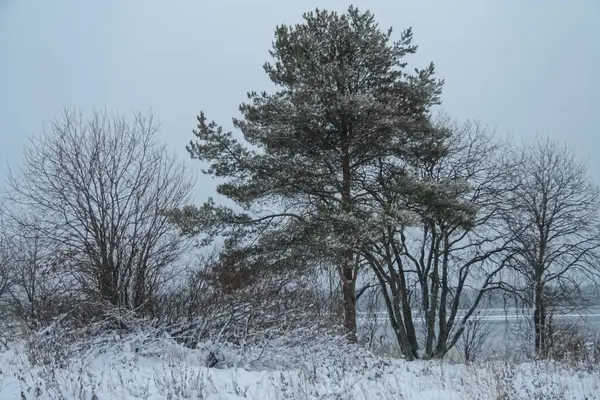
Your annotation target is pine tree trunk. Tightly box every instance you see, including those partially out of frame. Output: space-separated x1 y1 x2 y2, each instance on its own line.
342 259 357 343
340 142 357 343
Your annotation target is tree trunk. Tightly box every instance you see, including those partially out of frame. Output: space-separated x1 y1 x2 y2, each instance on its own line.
367 254 416 359
435 234 450 358
391 239 419 356
534 283 546 357
425 225 441 358
391 293 417 360
341 260 357 343
340 147 357 343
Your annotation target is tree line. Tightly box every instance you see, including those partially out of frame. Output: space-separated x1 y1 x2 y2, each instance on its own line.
1 6 599 361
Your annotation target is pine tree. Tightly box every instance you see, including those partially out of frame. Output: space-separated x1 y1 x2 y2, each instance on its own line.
179 6 444 342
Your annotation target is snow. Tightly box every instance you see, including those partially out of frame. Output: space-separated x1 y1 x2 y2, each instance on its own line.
0 333 598 400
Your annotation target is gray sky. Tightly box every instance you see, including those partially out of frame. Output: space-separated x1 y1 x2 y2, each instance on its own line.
1 0 599 201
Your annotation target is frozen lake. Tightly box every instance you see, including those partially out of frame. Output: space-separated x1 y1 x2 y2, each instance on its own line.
357 307 600 359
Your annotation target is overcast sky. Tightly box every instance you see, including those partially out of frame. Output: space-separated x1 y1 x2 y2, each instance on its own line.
1 0 599 201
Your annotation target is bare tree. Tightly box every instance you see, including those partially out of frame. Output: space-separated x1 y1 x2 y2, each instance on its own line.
5 109 193 317
359 117 518 360
505 137 600 357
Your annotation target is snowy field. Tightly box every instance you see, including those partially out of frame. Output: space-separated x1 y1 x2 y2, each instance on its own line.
0 330 598 400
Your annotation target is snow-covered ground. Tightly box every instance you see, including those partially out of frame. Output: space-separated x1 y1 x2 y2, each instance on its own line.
0 332 598 400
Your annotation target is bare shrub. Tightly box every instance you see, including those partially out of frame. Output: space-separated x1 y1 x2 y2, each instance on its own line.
155 248 342 358
456 310 493 363
357 288 383 351
545 317 600 364
356 287 402 357
0 218 74 332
